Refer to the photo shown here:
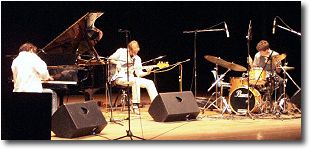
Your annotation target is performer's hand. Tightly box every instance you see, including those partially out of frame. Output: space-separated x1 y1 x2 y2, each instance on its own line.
146 67 153 75
47 76 54 81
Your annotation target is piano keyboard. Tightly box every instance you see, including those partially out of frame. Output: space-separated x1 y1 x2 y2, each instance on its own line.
42 80 77 85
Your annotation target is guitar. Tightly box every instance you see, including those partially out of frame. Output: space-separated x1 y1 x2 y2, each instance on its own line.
140 61 170 70
110 61 169 81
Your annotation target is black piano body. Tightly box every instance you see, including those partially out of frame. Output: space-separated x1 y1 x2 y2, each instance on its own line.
39 12 108 106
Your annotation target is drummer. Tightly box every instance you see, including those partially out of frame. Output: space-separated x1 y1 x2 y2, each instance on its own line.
249 40 284 98
250 40 281 73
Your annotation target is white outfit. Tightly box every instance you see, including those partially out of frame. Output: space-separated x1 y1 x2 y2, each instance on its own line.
109 48 158 103
253 49 279 73
11 51 58 115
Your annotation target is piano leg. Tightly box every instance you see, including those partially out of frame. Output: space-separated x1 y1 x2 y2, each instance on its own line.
59 94 64 106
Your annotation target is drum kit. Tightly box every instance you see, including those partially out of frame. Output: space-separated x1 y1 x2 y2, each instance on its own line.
203 54 299 116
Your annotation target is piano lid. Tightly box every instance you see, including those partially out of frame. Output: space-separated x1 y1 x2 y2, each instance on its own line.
40 12 104 65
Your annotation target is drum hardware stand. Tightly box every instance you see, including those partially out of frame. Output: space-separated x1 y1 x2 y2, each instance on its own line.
277 64 301 113
203 65 231 115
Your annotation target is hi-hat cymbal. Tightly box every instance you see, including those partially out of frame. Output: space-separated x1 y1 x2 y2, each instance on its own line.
272 53 287 62
204 55 247 71
277 66 295 71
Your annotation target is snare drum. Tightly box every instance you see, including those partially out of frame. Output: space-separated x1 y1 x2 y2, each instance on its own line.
229 87 261 114
230 77 248 93
249 67 266 85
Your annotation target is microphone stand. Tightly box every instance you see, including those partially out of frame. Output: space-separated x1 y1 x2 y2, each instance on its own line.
183 27 226 98
257 51 274 114
246 20 254 119
141 55 166 65
114 30 145 140
276 25 301 36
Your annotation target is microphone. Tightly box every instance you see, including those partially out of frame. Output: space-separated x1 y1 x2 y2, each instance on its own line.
224 22 230 38
246 20 252 40
118 29 130 33
272 17 277 34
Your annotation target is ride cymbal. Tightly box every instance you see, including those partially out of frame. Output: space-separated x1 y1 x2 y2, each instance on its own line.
204 55 247 71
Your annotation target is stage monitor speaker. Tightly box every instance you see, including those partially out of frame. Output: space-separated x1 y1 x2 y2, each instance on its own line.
148 91 200 122
52 101 107 138
1 92 52 140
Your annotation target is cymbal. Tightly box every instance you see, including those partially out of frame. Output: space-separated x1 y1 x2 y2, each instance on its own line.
229 62 247 72
272 53 287 62
204 55 247 71
277 66 295 71
204 55 230 66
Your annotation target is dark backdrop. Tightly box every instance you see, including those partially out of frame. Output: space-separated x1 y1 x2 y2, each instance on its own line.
1 1 301 97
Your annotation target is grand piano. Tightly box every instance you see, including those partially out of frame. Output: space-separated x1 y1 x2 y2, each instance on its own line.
40 12 109 106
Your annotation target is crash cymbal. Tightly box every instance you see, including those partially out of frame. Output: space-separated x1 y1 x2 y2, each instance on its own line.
272 53 287 62
277 66 295 71
204 55 247 71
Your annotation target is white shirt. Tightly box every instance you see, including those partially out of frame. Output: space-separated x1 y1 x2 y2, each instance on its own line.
109 48 144 80
253 49 279 72
11 51 51 92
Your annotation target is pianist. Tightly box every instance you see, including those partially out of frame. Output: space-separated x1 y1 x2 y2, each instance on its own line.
11 42 58 115
109 40 158 115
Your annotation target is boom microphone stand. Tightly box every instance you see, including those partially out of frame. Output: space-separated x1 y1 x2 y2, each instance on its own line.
114 29 145 140
246 20 253 118
183 21 229 98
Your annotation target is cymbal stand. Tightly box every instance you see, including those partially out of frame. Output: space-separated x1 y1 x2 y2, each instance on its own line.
277 64 301 113
204 65 231 115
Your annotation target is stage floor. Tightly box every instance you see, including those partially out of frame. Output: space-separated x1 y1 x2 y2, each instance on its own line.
51 93 302 140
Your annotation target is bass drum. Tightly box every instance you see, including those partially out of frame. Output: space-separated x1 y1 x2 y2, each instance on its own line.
229 87 261 114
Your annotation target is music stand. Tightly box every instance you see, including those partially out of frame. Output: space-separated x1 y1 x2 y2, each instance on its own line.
105 59 124 125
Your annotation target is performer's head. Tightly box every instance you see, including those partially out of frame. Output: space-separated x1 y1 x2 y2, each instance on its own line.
256 40 270 52
128 40 140 56
19 42 38 53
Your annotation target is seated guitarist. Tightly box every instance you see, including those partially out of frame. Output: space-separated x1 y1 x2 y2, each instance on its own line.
109 40 158 115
